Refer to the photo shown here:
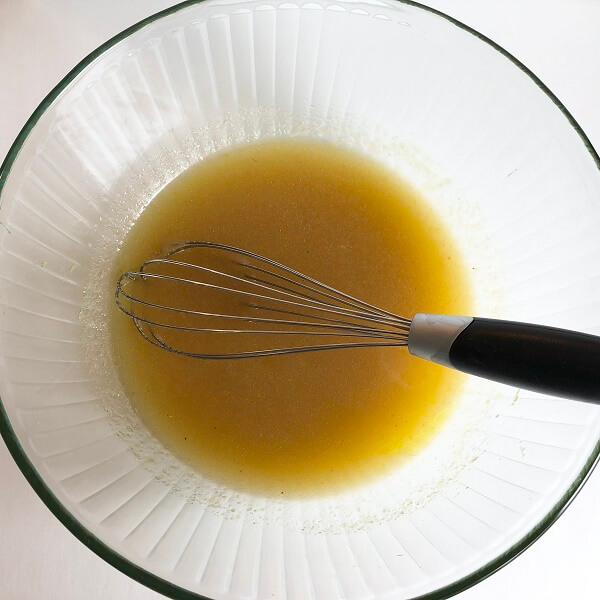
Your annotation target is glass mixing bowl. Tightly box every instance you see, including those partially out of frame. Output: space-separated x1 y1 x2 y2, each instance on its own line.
1 1 599 599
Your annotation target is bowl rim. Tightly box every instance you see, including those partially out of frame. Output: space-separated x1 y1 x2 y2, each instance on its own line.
1 1 599 599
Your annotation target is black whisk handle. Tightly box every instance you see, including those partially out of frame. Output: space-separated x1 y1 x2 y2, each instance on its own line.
409 314 600 403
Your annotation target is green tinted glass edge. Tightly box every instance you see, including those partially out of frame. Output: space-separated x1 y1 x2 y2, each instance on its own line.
0 1 598 599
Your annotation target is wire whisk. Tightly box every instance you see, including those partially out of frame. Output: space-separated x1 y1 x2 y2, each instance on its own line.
115 241 600 403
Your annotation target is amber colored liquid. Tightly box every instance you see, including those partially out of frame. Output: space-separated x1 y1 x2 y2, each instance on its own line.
110 139 471 496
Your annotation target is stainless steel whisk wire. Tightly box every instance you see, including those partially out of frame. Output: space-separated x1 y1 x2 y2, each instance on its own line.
115 241 412 359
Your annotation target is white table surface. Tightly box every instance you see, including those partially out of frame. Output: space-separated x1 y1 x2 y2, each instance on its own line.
1 1 599 598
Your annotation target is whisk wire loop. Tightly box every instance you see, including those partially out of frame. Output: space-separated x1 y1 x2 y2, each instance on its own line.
115 242 411 358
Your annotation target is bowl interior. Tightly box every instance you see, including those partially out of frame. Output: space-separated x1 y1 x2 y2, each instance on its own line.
1 1 600 599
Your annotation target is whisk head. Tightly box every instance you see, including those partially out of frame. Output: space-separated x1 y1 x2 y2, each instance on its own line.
115 242 411 358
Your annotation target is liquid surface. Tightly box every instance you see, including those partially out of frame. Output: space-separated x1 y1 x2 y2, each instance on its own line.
111 139 471 496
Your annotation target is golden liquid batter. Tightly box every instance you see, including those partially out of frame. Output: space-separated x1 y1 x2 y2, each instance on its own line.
111 139 471 496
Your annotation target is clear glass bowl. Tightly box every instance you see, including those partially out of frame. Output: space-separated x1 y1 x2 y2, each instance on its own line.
1 1 599 599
